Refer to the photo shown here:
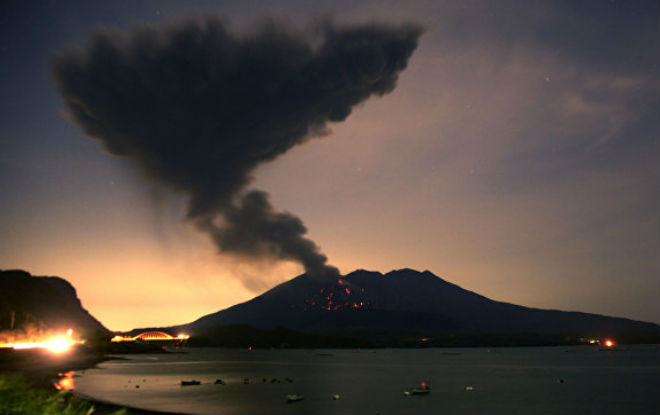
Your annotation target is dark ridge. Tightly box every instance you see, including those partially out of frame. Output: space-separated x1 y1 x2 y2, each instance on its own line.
0 269 110 338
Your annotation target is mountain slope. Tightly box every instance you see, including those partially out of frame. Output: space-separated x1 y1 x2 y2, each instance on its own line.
0 269 110 338
184 269 658 343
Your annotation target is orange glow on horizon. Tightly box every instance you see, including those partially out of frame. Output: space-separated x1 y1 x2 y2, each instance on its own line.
111 335 130 342
0 329 81 354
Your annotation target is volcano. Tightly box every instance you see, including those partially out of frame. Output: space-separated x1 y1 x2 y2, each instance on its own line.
171 269 658 346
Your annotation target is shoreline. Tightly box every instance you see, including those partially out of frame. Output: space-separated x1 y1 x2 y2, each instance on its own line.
72 390 188 415
0 346 184 415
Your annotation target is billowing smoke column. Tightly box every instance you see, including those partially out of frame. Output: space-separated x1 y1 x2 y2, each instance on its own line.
51 17 421 285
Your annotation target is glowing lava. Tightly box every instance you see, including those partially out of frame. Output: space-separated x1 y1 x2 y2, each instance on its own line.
296 279 371 312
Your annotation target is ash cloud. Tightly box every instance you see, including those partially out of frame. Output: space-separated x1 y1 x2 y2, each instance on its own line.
51 17 421 285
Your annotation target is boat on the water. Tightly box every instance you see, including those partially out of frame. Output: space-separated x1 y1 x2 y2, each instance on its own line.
181 380 201 386
411 387 430 395
287 394 304 403
407 381 431 395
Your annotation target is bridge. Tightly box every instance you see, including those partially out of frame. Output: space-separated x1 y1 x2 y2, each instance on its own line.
111 331 190 344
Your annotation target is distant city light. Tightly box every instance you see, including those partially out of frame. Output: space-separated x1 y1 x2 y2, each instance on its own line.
0 329 80 354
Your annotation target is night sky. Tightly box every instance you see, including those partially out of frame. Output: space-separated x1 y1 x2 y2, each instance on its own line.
1 0 658 330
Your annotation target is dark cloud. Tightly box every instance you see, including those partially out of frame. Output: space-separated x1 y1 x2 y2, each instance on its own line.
202 190 335 278
51 16 421 285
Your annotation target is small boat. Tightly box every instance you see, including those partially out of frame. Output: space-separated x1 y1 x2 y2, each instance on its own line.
181 380 201 386
411 387 430 395
287 394 304 403
410 382 431 395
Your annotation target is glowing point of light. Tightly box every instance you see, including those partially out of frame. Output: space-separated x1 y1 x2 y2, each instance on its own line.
421 382 427 387
67 328 73 336
2 331 79 353
46 337 72 353
604 339 614 347
177 333 190 339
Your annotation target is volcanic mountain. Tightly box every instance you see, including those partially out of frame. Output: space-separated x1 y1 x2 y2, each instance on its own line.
179 269 658 346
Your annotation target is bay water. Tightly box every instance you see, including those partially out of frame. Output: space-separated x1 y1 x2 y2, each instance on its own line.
69 345 659 414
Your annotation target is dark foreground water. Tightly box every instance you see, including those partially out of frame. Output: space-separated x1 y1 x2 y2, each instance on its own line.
70 345 659 414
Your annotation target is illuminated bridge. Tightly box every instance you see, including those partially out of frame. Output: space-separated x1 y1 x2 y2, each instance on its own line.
111 331 190 344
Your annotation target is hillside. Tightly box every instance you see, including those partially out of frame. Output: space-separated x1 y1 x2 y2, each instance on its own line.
0 269 109 339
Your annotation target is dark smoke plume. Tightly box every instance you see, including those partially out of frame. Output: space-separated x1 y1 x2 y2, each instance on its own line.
51 17 421 285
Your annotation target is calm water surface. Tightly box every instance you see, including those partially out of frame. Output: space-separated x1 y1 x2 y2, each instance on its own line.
71 346 659 414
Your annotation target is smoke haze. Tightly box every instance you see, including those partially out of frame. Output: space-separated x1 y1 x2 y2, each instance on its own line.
51 17 421 287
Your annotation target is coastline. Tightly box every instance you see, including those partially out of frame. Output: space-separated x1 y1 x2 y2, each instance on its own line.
72 390 191 415
0 346 183 415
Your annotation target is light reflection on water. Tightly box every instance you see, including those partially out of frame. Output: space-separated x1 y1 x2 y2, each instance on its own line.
54 370 76 391
73 346 660 414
